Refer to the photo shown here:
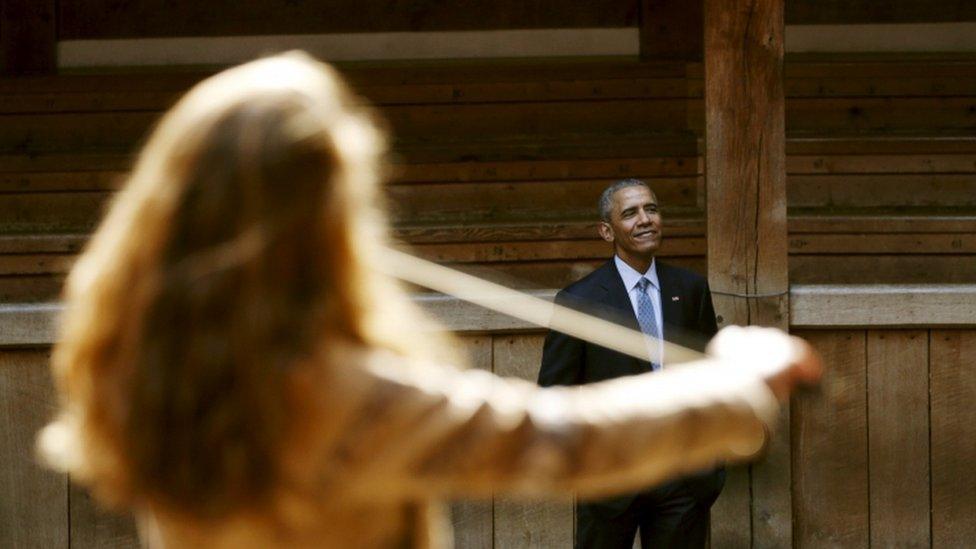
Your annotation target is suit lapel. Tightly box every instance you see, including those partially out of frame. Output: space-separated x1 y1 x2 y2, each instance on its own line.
597 260 641 331
657 262 683 340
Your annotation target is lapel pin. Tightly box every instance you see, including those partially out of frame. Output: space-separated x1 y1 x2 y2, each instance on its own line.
671 296 680 301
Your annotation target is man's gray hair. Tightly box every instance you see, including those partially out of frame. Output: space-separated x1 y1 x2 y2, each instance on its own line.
598 179 652 222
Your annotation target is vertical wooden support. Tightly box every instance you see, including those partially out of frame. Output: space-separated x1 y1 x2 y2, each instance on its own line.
704 0 788 547
639 0 703 61
1 0 57 75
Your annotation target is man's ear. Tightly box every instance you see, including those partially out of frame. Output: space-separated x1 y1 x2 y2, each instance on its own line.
598 222 614 243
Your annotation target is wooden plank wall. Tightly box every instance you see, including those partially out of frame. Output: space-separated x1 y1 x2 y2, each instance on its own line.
4 328 975 547
792 329 976 547
1 55 975 301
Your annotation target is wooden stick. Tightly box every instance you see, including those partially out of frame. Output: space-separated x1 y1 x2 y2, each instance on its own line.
383 247 705 364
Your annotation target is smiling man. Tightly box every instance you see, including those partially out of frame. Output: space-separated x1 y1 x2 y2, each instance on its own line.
538 178 722 548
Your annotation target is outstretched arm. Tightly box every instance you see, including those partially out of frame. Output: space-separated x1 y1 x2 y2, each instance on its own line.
327 327 820 502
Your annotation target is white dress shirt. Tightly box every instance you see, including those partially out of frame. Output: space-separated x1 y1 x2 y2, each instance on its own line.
614 255 665 367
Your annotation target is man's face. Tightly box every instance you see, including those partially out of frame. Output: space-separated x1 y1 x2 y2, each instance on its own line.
599 185 662 269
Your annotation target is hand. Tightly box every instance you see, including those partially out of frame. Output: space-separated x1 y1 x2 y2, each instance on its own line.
706 326 823 401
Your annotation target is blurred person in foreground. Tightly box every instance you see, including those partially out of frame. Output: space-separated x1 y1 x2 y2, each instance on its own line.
37 52 820 549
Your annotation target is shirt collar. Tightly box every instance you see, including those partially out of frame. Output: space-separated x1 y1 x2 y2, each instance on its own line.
614 255 658 292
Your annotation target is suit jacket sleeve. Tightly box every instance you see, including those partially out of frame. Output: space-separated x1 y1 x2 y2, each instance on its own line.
327 348 778 503
537 290 585 387
698 282 719 343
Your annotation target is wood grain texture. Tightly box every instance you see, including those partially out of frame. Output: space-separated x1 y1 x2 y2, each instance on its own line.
491 335 574 548
704 0 789 546
792 285 976 328
789 255 976 285
410 237 701 264
385 177 700 224
0 192 108 233
792 330 869 548
867 330 930 547
930 330 976 547
449 336 494 549
788 233 976 255
0 276 65 303
0 349 68 548
0 112 159 153
704 0 789 322
787 154 976 175
395 157 700 184
708 465 751 549
788 174 976 208
0 171 125 192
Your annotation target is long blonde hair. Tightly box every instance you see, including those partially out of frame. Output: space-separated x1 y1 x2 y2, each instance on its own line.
40 52 447 517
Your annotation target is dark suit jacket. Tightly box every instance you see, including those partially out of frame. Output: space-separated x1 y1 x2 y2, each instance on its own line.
539 259 718 387
538 259 720 515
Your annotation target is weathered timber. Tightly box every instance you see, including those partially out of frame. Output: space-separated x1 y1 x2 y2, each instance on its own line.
0 350 68 547
792 330 869 548
866 330 930 547
69 485 140 549
385 178 699 224
789 255 976 284
704 0 788 545
491 335 574 547
929 330 976 546
449 336 494 549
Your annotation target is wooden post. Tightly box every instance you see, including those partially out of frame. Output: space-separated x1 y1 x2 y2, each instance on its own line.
704 0 788 547
1 0 57 75
639 0 703 60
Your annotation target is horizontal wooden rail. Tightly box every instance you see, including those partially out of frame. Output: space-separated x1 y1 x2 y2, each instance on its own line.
3 284 974 347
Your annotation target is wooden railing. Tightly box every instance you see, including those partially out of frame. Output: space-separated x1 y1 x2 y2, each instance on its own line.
2 285 974 547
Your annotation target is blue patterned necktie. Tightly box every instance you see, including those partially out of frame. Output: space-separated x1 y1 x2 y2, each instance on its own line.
636 277 661 371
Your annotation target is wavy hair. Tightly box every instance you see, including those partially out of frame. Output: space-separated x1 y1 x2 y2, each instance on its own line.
38 52 449 518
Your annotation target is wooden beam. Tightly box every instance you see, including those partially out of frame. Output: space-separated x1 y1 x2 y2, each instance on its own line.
639 0 703 60
704 0 788 546
791 285 976 328
1 0 57 75
7 285 976 347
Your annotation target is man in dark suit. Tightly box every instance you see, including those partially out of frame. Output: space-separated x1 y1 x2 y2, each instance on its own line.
539 179 722 548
